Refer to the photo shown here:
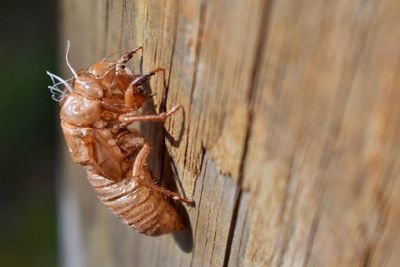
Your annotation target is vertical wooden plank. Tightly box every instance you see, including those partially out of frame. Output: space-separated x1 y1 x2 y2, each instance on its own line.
132 0 265 265
242 0 400 266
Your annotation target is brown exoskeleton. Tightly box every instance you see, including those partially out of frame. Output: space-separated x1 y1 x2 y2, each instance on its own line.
47 41 193 236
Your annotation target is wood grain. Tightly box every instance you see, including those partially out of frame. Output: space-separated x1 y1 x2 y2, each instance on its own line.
59 0 400 266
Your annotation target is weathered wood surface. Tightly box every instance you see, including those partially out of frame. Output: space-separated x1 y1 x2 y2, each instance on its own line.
59 0 400 266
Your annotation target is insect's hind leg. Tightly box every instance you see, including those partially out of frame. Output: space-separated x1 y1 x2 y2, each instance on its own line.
132 143 194 205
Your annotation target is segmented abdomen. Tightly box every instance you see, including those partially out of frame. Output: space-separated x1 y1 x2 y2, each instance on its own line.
86 170 185 236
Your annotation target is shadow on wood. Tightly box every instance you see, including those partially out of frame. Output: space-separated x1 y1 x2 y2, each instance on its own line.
143 80 194 253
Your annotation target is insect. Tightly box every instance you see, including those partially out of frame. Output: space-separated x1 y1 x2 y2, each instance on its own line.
47 41 193 236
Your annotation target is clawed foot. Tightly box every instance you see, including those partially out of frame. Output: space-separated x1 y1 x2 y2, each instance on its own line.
172 194 195 206
135 176 194 206
161 105 182 119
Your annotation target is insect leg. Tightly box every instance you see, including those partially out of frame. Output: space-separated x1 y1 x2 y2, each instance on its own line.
119 105 182 124
116 46 143 71
116 129 146 156
136 177 194 205
128 68 165 88
132 143 194 205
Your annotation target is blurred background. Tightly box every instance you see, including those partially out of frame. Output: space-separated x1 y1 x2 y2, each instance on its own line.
0 0 58 266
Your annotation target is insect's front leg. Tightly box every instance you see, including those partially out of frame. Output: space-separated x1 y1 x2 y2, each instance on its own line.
116 46 143 72
132 142 194 205
130 68 165 87
118 105 182 125
124 68 165 109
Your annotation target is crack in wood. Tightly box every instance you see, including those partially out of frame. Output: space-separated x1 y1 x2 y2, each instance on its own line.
223 190 242 267
223 0 274 265
302 193 324 267
182 0 207 179
189 156 207 267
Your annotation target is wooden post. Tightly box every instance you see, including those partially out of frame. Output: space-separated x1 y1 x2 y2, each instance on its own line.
59 0 400 266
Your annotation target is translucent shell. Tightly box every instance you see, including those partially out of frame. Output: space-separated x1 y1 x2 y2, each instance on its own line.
87 170 185 236
60 94 101 126
50 42 192 236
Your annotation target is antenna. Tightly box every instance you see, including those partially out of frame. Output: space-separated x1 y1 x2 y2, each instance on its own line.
65 40 78 78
